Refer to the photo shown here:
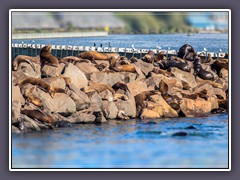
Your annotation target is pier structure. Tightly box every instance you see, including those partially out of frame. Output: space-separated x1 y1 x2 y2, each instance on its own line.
11 43 227 60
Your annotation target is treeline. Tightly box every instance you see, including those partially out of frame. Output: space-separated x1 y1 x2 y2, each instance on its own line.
115 12 196 34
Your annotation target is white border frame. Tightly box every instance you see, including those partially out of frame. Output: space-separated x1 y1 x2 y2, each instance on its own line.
9 9 231 171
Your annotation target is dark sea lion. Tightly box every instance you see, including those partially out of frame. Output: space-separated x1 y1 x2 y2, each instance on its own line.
159 59 191 72
211 59 228 75
40 44 59 67
21 109 54 124
12 55 39 71
193 57 214 81
177 44 196 59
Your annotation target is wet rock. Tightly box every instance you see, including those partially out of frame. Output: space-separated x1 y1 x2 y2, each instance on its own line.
99 89 114 101
140 108 161 119
93 111 107 123
68 111 96 124
149 94 178 117
180 98 212 117
63 63 88 89
171 67 197 88
115 98 136 118
185 125 197 129
17 62 41 78
52 93 76 116
12 125 21 134
101 101 118 119
126 81 148 97
172 132 188 136
54 120 72 128
41 63 65 78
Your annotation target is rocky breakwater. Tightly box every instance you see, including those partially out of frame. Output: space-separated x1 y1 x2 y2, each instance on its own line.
11 44 229 133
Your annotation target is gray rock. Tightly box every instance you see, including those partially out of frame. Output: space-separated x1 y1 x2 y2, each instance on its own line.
99 89 114 101
63 63 88 89
41 63 65 78
101 101 118 119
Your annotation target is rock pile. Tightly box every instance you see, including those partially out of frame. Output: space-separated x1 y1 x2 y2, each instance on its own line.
11 44 229 133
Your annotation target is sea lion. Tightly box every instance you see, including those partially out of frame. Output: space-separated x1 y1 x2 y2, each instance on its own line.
59 56 82 64
12 55 39 71
155 51 167 61
142 50 155 63
134 90 160 116
193 56 214 81
83 82 115 94
112 81 129 94
177 44 196 59
159 59 191 72
18 77 66 97
78 51 109 61
40 44 59 67
21 109 54 124
23 86 43 108
106 53 120 60
211 59 228 75
109 57 137 73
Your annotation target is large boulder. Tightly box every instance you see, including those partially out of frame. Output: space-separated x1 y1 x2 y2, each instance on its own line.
99 89 114 102
101 101 118 119
140 108 161 119
52 93 76 115
132 60 154 76
180 98 212 117
149 94 178 117
219 68 228 82
74 62 99 76
66 89 90 111
42 77 66 90
12 85 25 123
41 63 65 78
126 81 148 97
115 97 136 118
63 63 88 89
17 62 41 78
12 71 29 85
171 67 197 88
12 85 25 105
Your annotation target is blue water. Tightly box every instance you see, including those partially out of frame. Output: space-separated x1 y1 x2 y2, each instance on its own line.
12 34 229 169
12 113 229 169
12 33 229 53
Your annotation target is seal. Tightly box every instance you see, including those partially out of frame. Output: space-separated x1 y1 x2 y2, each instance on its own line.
142 50 155 63
21 109 54 124
193 56 214 81
109 57 137 73
177 44 196 59
134 90 160 116
59 56 82 64
211 59 228 75
18 77 66 97
40 44 59 67
159 59 191 72
78 51 109 60
23 86 43 108
83 82 115 94
12 55 40 71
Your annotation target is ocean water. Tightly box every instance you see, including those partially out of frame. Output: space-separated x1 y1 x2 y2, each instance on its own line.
12 113 229 169
11 34 229 169
12 33 229 53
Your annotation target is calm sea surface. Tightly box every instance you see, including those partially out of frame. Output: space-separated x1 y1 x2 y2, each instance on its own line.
12 34 229 169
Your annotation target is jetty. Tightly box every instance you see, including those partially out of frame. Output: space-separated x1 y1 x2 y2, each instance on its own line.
11 43 227 60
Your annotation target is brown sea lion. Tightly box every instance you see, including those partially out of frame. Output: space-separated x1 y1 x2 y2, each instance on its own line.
23 86 43 108
59 56 82 64
84 82 115 94
155 51 167 61
18 77 66 97
194 56 214 81
106 53 120 60
177 44 196 59
211 59 228 75
134 90 160 115
12 55 40 71
109 57 137 73
40 44 59 67
78 51 109 60
21 109 54 124
142 50 155 63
